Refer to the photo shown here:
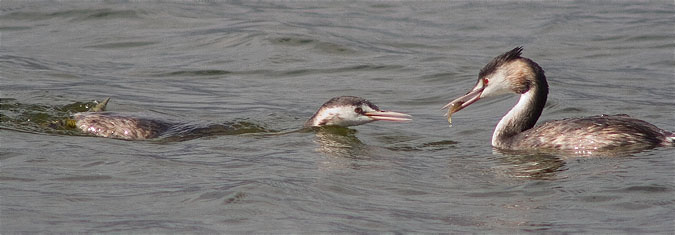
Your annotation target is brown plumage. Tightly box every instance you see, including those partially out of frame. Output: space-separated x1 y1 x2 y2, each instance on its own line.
74 112 169 140
509 114 671 151
443 47 674 154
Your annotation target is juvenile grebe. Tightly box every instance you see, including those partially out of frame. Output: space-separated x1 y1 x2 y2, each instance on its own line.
74 96 411 140
443 47 674 153
305 96 411 127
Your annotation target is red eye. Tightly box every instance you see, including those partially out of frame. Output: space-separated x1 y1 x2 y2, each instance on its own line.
483 78 489 86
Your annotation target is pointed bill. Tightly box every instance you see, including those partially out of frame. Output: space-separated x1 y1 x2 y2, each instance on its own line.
365 111 412 122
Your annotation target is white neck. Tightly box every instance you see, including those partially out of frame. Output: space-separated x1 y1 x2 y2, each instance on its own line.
492 86 546 148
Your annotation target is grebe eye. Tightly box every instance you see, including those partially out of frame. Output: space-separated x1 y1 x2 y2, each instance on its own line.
354 107 363 114
483 78 489 86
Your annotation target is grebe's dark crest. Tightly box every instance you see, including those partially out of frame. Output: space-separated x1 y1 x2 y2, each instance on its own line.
305 96 411 127
443 47 674 153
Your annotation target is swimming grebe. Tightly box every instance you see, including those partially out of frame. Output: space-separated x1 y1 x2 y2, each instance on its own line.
304 96 411 127
73 98 169 140
442 47 674 153
74 96 411 140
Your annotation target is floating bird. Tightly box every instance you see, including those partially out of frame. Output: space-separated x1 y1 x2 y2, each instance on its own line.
443 47 673 153
73 96 410 140
73 98 169 140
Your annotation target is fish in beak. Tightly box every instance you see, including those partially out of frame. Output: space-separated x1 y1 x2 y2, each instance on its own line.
442 83 485 124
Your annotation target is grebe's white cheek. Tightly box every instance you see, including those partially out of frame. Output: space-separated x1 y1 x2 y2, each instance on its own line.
352 110 373 125
331 106 363 126
481 73 512 98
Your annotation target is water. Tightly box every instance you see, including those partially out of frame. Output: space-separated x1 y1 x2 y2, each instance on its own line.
2 1 674 233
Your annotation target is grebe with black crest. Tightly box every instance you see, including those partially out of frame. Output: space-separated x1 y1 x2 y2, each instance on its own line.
443 47 674 153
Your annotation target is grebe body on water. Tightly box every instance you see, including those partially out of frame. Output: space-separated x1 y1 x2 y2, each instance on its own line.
74 96 411 140
74 112 170 140
73 98 169 140
443 47 674 153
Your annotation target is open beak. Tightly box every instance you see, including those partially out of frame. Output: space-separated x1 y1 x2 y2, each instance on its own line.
365 111 412 122
442 85 484 115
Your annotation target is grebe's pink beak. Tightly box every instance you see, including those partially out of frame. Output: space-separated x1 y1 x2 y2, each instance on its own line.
442 85 484 115
364 111 412 122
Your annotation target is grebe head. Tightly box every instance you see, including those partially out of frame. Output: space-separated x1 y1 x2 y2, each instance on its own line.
305 96 411 127
443 47 547 114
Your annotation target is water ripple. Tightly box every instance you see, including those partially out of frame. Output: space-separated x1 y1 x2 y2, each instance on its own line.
2 1 674 234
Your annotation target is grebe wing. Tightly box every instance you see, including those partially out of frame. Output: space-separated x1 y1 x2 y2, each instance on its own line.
74 112 169 140
512 115 669 151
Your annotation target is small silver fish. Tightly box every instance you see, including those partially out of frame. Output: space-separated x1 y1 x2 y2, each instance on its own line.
446 101 463 126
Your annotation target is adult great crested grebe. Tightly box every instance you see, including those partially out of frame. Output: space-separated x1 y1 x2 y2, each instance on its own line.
74 96 411 140
443 47 674 153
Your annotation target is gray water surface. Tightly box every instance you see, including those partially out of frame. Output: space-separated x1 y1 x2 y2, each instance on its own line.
1 1 674 233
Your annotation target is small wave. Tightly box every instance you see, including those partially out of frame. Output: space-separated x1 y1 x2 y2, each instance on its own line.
51 175 114 181
161 70 233 77
0 98 98 136
0 54 52 71
85 41 157 49
0 8 144 21
278 64 404 77
269 36 357 55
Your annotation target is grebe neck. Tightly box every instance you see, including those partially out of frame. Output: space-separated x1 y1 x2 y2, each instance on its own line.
492 71 548 148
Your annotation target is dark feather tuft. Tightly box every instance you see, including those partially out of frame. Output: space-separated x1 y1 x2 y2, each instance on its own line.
479 47 523 78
